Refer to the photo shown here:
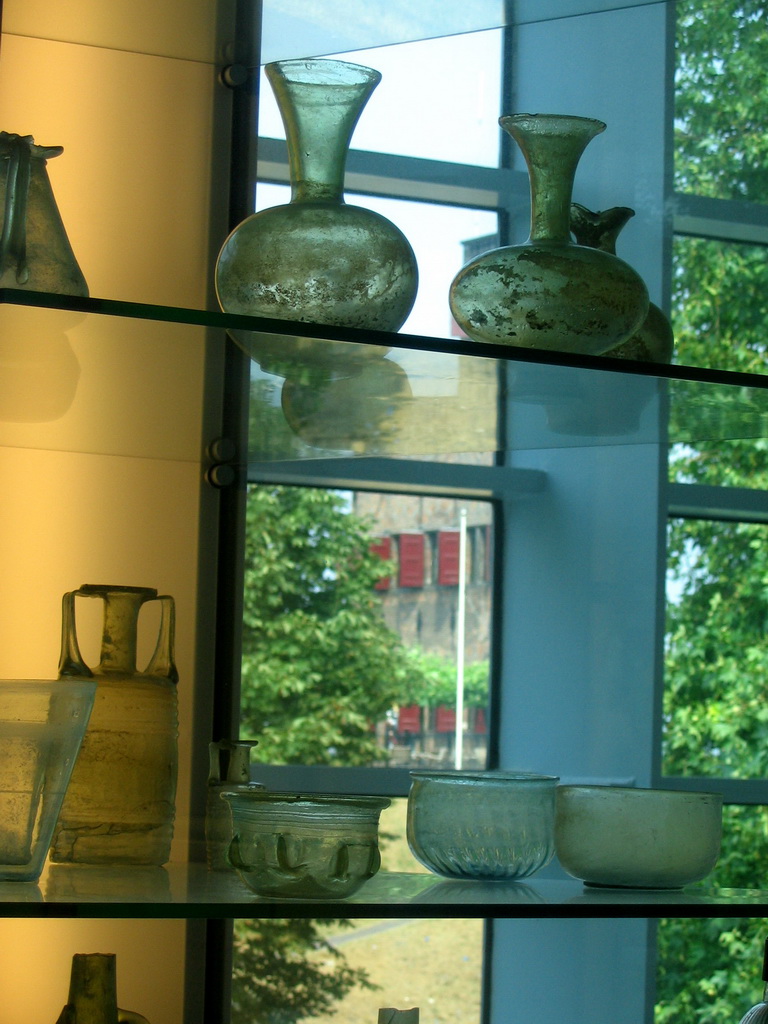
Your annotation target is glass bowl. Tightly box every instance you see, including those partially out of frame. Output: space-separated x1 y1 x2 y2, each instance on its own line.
222 790 390 899
0 679 95 881
554 785 723 889
406 770 558 880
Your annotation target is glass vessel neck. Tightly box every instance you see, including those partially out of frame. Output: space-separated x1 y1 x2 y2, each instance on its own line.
266 58 381 203
570 202 635 255
501 113 606 244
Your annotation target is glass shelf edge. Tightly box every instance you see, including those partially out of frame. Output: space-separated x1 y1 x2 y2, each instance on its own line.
1 864 765 912
3 288 767 392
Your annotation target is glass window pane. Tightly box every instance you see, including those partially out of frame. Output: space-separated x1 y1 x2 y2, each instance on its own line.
379 797 430 873
240 486 492 771
656 917 767 1024
259 29 504 166
675 1 768 204
254 183 499 339
664 517 768 781
668 234 768 478
671 235 768 377
232 918 485 1024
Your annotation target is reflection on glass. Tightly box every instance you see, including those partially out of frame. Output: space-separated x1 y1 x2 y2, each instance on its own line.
259 29 503 167
231 917 484 1024
665 518 768 781
239 486 492 771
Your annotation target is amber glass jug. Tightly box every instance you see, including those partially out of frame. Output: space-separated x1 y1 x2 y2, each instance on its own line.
51 585 178 866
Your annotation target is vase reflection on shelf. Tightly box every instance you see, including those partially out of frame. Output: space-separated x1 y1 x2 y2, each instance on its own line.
569 202 674 363
280 356 413 453
0 132 88 296
216 58 418 363
0 133 87 421
450 113 648 355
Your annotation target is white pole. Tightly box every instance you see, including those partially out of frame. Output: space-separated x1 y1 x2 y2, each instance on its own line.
455 508 467 769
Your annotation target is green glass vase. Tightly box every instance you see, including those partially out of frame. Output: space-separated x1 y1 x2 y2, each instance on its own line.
56 953 149 1024
449 114 648 355
215 58 418 363
569 202 674 362
0 131 87 295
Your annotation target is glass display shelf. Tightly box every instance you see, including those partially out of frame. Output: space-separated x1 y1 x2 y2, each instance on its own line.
3 289 768 468
0 863 765 914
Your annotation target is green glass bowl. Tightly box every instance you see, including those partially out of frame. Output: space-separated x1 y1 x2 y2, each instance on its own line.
223 791 390 899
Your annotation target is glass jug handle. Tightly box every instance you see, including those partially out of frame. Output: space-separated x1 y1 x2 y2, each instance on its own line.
57 589 93 678
144 594 178 683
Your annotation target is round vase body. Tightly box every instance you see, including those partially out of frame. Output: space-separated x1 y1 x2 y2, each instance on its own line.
216 59 418 344
450 114 648 355
51 585 178 866
217 198 417 331
569 202 674 362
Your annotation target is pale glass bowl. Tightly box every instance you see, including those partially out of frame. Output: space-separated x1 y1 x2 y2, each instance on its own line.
0 679 95 881
223 790 390 899
406 770 558 880
555 785 723 889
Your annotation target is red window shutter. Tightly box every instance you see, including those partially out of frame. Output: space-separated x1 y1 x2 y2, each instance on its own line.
435 705 456 733
370 536 392 590
398 705 421 733
398 533 425 587
438 529 461 585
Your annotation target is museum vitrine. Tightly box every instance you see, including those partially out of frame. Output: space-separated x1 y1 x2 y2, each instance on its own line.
1 1 768 1023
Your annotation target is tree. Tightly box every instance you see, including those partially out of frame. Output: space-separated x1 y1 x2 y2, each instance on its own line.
231 919 377 1024
657 3 768 1021
240 484 424 765
401 648 489 709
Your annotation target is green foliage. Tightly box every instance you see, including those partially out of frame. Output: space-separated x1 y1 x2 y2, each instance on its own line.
659 4 768 1023
240 484 425 765
656 919 767 1024
231 919 377 1024
675 0 768 204
400 648 489 709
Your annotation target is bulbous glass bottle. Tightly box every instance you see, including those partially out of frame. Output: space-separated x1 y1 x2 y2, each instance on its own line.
450 114 648 355
215 58 418 354
569 202 674 362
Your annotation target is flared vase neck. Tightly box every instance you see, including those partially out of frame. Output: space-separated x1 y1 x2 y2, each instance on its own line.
266 58 381 203
501 114 606 244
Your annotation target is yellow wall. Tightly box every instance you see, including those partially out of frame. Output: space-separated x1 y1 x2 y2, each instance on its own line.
0 918 188 1024
0 2 234 1020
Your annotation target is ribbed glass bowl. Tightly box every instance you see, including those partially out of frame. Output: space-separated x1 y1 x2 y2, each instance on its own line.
0 679 95 881
406 770 558 881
